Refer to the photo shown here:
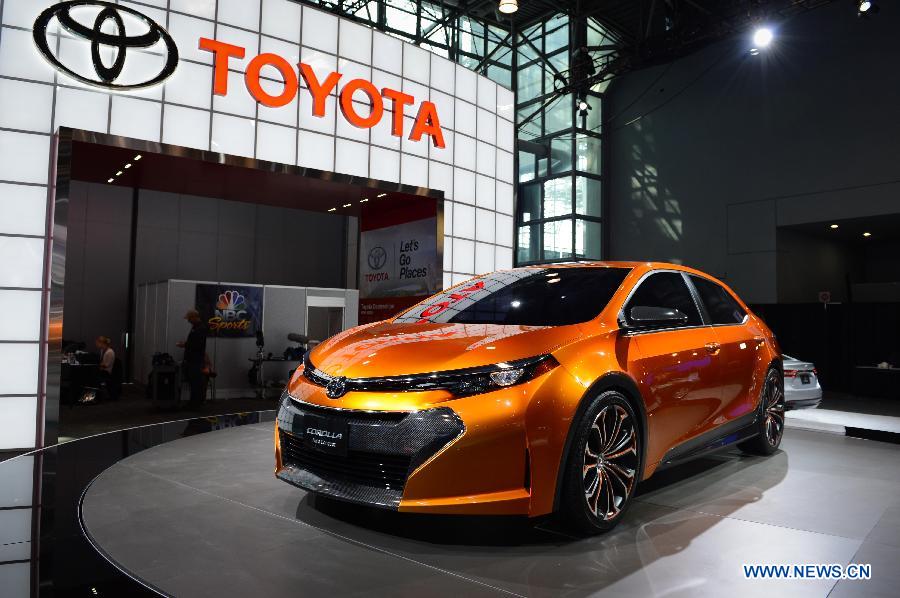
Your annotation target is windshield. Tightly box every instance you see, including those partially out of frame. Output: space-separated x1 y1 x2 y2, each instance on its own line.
394 267 631 326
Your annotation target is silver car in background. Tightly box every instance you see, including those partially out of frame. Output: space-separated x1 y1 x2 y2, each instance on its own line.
783 355 822 409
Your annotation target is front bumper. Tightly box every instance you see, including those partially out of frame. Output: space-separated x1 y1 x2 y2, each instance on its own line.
276 399 464 509
275 365 579 516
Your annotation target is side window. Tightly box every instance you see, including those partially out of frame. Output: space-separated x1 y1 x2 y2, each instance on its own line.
690 276 747 325
625 272 702 327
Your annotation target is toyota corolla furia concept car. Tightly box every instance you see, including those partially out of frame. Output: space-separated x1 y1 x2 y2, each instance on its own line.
275 262 784 533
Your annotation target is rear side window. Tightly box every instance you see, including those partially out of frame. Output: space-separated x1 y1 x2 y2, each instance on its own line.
625 272 702 326
690 275 747 325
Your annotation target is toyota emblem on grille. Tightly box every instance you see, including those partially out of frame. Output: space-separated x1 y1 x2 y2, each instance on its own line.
325 376 348 399
33 1 179 90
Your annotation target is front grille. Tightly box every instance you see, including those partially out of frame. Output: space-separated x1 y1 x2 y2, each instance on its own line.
276 399 465 509
280 431 410 491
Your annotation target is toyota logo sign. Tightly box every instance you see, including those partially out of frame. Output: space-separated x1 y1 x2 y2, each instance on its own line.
368 246 388 270
33 1 179 90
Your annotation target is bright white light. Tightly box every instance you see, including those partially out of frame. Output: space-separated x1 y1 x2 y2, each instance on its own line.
134 154 142 161
124 163 132 169
510 300 521 308
753 27 774 48
859 1 872 12
498 0 518 15
328 207 336 212
377 192 387 198
863 232 872 237
830 224 839 229
578 100 589 111
342 203 351 208
107 178 114 183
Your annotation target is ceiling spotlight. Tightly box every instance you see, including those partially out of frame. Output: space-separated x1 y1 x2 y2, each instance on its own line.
752 27 774 49
377 192 387 198
498 0 518 15
328 207 336 212
107 178 114 183
577 98 591 117
124 163 132 169
863 232 872 237
749 48 760 56
342 203 352 208
360 198 369 203
830 224 839 229
116 171 123 176
134 154 142 161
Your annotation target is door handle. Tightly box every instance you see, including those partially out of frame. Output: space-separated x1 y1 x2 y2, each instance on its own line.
705 342 721 354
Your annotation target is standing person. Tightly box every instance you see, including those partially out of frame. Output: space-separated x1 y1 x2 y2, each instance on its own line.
95 336 116 400
177 309 207 407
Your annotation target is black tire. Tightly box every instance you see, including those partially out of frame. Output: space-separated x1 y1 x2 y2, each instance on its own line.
739 367 785 455
560 390 641 535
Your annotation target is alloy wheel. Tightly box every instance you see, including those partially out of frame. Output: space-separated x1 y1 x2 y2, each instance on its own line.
582 404 638 521
763 369 785 446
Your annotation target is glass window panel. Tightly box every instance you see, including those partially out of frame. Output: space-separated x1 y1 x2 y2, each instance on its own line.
518 62 543 102
487 66 511 88
517 107 541 139
579 95 602 132
545 94 572 135
518 151 536 183
549 136 572 174
543 219 572 260
575 219 603 259
519 183 541 222
517 223 541 264
575 176 602 217
575 136 602 175
545 19 569 53
385 0 418 35
543 177 572 218
537 157 548 178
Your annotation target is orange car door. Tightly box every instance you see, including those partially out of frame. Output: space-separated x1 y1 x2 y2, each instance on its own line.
688 275 763 421
621 272 722 467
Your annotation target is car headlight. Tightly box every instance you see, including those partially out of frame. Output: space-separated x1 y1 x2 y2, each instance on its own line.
303 353 560 398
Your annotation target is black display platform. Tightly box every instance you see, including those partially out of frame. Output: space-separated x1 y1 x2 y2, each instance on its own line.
74 421 900 597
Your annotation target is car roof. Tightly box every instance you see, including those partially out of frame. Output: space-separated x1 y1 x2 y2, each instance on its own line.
521 261 711 277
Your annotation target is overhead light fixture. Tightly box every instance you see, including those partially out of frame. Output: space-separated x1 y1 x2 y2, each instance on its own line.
752 27 774 49
863 232 872 237
749 48 760 56
328 207 336 212
498 0 518 15
342 203 352 208
858 0 878 15
107 178 114 183
124 163 132 169
134 154 142 161
377 192 387 198
360 198 369 203
116 171 123 176
577 98 591 117
830 224 839 229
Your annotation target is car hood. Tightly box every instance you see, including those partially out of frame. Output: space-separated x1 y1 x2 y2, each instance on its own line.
307 320 587 379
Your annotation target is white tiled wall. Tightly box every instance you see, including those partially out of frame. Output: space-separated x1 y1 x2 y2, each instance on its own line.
0 0 515 449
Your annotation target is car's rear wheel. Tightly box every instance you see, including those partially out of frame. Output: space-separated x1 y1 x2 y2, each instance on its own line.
739 367 785 455
560 391 641 534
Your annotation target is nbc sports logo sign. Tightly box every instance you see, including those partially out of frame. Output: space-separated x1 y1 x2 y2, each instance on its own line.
196 284 263 338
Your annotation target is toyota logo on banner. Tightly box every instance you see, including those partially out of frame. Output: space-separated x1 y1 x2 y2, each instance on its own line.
368 246 388 270
33 1 179 90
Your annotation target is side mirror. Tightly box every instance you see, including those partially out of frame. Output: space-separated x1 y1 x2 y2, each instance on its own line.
624 306 689 329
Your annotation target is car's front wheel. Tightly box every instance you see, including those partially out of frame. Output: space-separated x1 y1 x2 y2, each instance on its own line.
560 390 641 534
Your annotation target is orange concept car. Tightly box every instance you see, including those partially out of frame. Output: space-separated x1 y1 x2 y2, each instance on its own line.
275 262 785 533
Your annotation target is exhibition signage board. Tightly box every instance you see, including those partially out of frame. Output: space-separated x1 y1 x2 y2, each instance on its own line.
32 2 445 148
195 285 264 338
358 203 440 324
